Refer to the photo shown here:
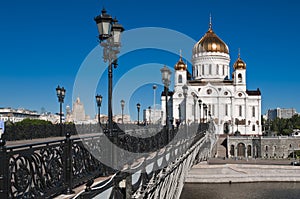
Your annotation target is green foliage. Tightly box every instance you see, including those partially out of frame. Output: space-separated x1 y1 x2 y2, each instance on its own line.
15 118 52 126
288 150 300 158
4 120 77 141
268 114 300 135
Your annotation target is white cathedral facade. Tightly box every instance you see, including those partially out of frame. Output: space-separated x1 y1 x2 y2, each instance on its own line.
162 22 262 135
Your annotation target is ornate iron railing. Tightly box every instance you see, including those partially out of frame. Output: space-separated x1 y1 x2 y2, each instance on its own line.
74 122 213 199
0 122 212 199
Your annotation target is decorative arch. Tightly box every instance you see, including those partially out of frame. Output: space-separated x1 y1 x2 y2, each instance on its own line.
237 143 245 157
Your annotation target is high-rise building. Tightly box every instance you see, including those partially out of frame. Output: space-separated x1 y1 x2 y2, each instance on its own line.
267 108 297 120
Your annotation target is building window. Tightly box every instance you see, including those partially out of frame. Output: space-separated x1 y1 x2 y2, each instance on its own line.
252 106 255 117
238 73 242 83
239 105 242 117
252 125 255 131
230 145 234 156
225 104 228 116
212 104 215 116
209 64 212 75
216 64 219 75
178 75 182 83
265 146 268 152
222 65 225 75
202 64 205 75
247 145 251 157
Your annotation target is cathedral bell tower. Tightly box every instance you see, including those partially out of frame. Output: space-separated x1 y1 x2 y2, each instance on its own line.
233 50 247 90
174 52 187 92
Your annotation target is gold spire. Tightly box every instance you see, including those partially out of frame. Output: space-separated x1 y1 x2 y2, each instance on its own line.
209 13 212 30
234 48 246 70
174 50 187 71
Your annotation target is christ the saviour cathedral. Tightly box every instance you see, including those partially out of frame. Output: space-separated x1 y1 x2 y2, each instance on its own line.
162 20 262 135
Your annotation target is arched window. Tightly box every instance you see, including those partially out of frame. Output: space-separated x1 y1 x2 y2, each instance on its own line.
209 64 212 75
247 145 252 157
237 143 246 157
178 75 182 83
216 64 219 75
252 125 255 131
202 64 205 75
230 145 234 156
265 145 268 152
239 105 242 117
238 73 242 83
252 106 255 117
222 65 225 75
225 104 228 116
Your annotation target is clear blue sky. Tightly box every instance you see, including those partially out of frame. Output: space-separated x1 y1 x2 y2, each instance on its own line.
1 0 300 119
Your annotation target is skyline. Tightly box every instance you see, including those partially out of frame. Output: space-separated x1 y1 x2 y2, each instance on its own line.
1 0 300 120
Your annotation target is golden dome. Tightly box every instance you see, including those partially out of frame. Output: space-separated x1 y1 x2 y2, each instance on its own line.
193 26 229 54
174 55 187 71
233 52 246 70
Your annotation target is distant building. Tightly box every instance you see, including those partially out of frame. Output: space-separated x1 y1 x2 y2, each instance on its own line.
39 112 60 124
267 108 297 120
143 108 163 124
0 107 40 123
66 97 91 123
113 114 131 124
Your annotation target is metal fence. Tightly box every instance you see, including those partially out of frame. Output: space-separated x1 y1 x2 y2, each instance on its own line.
0 122 209 198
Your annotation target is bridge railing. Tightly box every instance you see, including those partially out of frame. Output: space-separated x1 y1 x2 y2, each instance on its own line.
75 122 211 199
0 122 211 198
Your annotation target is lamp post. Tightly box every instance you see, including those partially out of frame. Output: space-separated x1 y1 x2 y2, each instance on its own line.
160 65 172 129
153 85 157 123
203 104 207 123
120 100 125 124
198 99 202 131
136 103 141 125
56 86 66 136
95 94 102 124
148 106 151 125
182 85 188 124
198 99 202 123
193 94 198 123
94 9 124 137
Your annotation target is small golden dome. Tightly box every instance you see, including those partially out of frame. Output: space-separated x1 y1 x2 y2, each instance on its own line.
193 27 229 55
174 56 187 71
233 52 246 70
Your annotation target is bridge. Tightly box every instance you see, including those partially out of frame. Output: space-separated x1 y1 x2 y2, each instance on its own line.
0 121 217 199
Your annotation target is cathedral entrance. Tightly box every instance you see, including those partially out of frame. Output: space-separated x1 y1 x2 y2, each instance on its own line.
237 143 245 157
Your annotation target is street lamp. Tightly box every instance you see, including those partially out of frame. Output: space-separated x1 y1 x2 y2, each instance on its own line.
198 99 202 123
160 65 172 129
94 9 124 136
153 85 157 122
96 94 102 124
56 85 66 136
120 99 125 124
203 104 207 123
182 84 188 124
136 103 141 125
193 94 198 123
148 106 151 125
